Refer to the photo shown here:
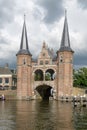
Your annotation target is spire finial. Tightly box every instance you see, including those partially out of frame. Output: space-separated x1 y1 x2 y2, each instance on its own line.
65 9 67 18
24 14 26 22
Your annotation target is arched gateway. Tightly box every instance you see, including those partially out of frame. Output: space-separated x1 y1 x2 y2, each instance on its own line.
35 85 53 100
16 12 74 100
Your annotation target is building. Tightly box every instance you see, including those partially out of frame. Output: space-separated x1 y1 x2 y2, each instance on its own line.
0 64 17 90
16 12 74 100
0 64 12 90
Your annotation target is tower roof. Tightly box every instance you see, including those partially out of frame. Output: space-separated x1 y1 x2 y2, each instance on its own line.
59 10 73 52
17 15 32 56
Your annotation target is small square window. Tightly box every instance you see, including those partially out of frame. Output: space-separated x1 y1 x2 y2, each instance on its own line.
40 61 43 65
5 78 9 83
45 61 49 64
43 53 45 56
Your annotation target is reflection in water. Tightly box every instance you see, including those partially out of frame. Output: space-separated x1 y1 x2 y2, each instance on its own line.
34 100 57 130
73 107 87 130
0 100 87 130
16 100 74 130
34 101 74 130
0 101 16 130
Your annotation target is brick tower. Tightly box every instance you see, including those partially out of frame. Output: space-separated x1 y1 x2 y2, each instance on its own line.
16 16 32 100
57 11 74 98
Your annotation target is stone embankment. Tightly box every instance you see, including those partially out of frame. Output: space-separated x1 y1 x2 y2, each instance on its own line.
0 90 17 100
0 87 86 101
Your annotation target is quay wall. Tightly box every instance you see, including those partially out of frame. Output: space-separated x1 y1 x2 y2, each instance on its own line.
0 90 17 100
0 87 86 100
72 87 86 96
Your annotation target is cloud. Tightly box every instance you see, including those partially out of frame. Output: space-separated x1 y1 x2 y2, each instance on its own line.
0 38 8 45
0 56 16 69
77 0 87 9
74 52 87 68
0 0 87 69
0 0 16 28
36 0 64 24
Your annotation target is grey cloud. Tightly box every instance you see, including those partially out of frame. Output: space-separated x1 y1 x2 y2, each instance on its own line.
0 37 9 45
0 50 16 69
33 8 43 20
36 0 64 24
1 41 87 70
74 52 87 68
0 58 16 69
77 0 87 9
0 0 16 28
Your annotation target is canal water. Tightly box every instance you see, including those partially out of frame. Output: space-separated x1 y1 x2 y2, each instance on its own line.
0 100 87 130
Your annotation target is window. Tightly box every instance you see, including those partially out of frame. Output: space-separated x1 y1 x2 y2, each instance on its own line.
60 55 63 63
5 78 9 83
70 58 72 63
60 59 63 62
0 78 2 83
40 61 43 65
43 53 45 56
23 58 26 64
45 61 49 64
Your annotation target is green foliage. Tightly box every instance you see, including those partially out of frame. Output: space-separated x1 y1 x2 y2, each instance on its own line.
35 73 42 81
45 72 51 81
73 67 87 88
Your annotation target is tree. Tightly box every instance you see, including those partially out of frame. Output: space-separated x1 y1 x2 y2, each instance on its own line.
73 67 87 88
45 72 51 81
34 73 42 81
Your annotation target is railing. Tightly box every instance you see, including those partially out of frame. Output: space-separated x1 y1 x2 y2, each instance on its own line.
33 63 57 66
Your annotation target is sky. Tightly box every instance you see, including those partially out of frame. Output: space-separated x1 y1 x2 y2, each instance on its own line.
0 0 87 69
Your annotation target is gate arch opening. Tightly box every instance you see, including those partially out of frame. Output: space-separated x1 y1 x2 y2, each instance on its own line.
35 85 53 100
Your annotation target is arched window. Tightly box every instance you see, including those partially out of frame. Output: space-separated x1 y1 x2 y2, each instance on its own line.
45 69 55 81
34 69 44 81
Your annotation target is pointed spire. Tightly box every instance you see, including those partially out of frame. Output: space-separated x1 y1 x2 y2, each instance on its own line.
59 10 73 52
17 15 32 56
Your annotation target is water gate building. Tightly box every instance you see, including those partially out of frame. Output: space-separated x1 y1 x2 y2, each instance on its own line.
16 12 74 100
